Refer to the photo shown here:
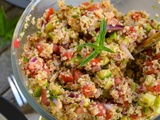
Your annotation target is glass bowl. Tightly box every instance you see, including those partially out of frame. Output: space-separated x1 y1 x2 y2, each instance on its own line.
11 0 160 120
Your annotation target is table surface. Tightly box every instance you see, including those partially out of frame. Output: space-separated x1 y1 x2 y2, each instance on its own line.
0 1 39 119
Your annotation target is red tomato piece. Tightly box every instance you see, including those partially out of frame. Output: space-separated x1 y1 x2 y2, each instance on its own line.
145 49 152 56
154 53 160 59
90 58 100 66
114 78 122 85
131 12 142 21
35 43 44 53
146 85 155 93
106 109 112 120
74 70 82 80
60 71 74 82
146 67 155 75
62 52 73 59
144 60 153 66
82 84 95 98
41 89 50 106
46 8 54 21
86 4 99 12
130 114 138 119
155 84 160 92
13 38 20 48
53 44 59 53
96 104 106 116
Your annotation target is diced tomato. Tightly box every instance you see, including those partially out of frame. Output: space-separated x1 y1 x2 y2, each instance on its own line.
74 70 82 80
28 57 42 70
75 107 84 114
62 52 73 60
131 12 142 21
41 89 50 106
129 26 135 32
106 109 112 120
90 58 100 66
53 44 59 53
90 103 106 116
60 71 74 82
155 83 160 92
82 2 90 6
114 78 122 85
146 67 155 75
124 101 129 107
86 4 99 12
13 38 20 48
130 114 138 119
45 8 54 21
96 104 106 116
145 49 152 56
144 60 153 66
82 84 95 98
35 43 44 53
146 85 155 93
154 53 160 59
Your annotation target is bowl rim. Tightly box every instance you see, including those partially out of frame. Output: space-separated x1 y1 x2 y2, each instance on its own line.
11 0 56 119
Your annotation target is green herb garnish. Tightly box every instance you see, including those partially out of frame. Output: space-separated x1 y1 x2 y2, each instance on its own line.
0 6 19 47
78 19 114 67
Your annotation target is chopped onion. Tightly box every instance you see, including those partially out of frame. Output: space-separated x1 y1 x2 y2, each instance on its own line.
53 98 58 106
80 100 84 106
104 103 113 110
107 25 124 31
120 43 134 60
30 57 37 62
68 92 75 98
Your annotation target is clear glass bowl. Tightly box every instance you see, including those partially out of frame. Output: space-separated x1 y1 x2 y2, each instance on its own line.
11 0 160 120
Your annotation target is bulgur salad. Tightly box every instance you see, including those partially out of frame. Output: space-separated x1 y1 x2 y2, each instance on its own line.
17 0 160 120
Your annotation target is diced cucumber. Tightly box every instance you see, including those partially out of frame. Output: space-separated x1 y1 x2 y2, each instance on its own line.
33 85 42 97
130 81 136 91
106 38 113 44
155 106 160 114
75 55 82 63
140 93 156 106
97 69 112 80
45 21 54 32
51 84 63 95
84 98 90 107
121 116 131 120
146 23 152 32
110 32 117 39
48 32 54 40
101 57 109 66
104 79 113 90
154 96 160 107
143 107 151 115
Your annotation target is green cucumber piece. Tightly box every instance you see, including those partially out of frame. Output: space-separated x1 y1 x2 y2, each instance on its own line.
33 85 42 97
97 69 112 80
104 79 113 90
110 32 117 39
101 57 109 66
154 96 160 107
146 23 152 32
130 82 136 91
45 21 54 32
140 93 156 106
51 84 63 95
121 116 131 120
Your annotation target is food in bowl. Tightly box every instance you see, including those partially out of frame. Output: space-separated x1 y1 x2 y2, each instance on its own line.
17 0 160 119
